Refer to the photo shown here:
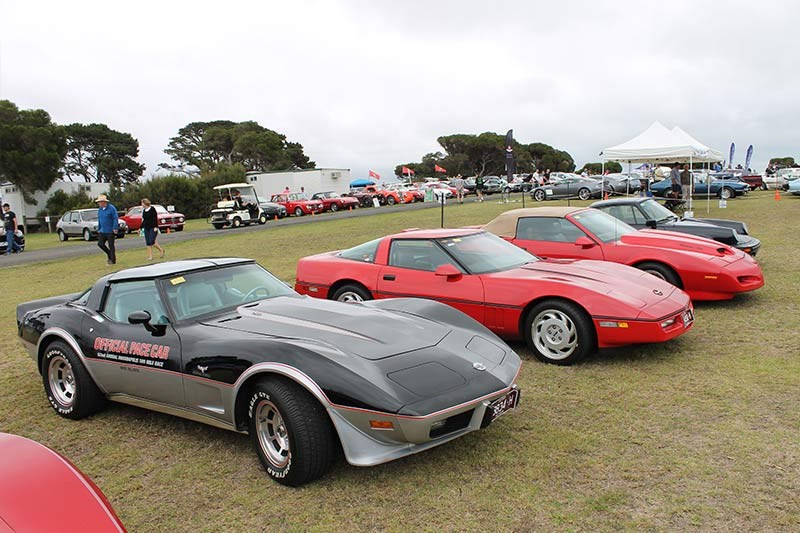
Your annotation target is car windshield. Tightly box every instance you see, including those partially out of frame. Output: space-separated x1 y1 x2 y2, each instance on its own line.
436 232 537 274
155 205 169 213
162 263 295 321
639 199 677 222
571 209 637 243
81 211 98 221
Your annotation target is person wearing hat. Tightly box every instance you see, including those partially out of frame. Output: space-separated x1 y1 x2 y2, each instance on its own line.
95 194 119 265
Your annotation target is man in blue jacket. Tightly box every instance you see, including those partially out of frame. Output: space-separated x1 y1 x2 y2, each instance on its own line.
95 194 119 265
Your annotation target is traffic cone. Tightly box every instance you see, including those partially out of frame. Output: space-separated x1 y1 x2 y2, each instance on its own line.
167 227 171 234
603 191 609 200
774 188 781 201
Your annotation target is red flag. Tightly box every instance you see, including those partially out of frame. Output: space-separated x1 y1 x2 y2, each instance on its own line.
434 164 447 173
402 166 415 175
368 169 380 180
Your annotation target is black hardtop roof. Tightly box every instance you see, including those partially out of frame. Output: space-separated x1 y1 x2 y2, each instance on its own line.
107 258 254 282
590 197 651 208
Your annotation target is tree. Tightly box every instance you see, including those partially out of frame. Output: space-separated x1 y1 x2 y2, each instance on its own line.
0 100 67 202
769 157 796 168
524 143 575 172
579 162 622 175
62 123 145 186
162 121 315 172
42 189 96 217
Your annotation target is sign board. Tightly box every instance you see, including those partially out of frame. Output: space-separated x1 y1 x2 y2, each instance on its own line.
44 216 51 223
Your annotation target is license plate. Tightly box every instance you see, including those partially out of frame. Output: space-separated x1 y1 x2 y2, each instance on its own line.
683 308 694 326
488 388 520 422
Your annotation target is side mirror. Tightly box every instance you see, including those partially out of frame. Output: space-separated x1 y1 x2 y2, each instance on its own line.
574 236 596 248
128 310 166 336
645 219 657 229
434 263 462 280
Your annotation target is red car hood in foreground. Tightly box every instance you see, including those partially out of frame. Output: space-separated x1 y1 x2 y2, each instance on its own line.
0 433 126 532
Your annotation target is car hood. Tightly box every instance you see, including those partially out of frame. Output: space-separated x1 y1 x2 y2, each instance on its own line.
202 296 450 360
497 259 680 311
619 229 742 261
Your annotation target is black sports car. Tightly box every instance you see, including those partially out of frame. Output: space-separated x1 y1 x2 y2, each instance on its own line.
17 259 521 486
258 201 287 219
591 197 761 255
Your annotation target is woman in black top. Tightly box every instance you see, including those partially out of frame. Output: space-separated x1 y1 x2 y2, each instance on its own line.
141 198 165 260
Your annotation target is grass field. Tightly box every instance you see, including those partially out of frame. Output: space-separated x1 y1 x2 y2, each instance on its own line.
1 192 798 531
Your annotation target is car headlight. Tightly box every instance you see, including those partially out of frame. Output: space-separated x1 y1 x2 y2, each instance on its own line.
160 218 166 224
92 224 98 230
178 217 184 222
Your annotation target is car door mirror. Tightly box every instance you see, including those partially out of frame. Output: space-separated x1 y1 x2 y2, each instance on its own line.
645 219 657 229
434 263 462 280
128 310 166 336
574 236 596 248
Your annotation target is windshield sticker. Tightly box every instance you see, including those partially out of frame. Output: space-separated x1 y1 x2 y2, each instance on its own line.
170 276 186 285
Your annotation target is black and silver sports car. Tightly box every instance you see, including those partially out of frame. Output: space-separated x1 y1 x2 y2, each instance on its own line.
17 259 521 486
531 174 612 201
591 197 761 255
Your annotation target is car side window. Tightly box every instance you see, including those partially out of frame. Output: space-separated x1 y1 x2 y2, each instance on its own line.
388 240 455 272
516 217 587 243
102 280 169 324
605 205 641 225
129 207 142 216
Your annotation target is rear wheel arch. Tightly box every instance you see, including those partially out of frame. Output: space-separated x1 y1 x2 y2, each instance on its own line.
37 331 86 376
327 280 373 301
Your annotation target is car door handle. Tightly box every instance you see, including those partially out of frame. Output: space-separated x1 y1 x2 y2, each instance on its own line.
383 274 396 281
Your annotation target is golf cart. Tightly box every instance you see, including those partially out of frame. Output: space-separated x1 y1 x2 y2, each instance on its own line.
209 183 269 229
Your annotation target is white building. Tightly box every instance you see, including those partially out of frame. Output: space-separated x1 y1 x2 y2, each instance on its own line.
0 181 110 229
245 168 351 199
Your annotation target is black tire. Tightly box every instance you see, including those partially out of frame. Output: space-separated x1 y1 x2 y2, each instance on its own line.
524 300 594 365
117 231 125 239
212 223 225 230
386 195 396 206
175 226 184 232
82 228 92 241
760 183 768 191
232 217 242 228
258 214 268 225
533 189 546 202
294 207 304 217
331 284 372 303
247 377 336 486
330 203 339 212
577 188 591 201
636 261 681 287
41 341 106 420
58 229 68 242
719 187 734 200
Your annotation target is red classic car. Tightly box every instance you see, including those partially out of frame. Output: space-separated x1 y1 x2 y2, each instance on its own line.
120 204 185 233
295 229 694 365
0 433 126 532
270 192 324 216
482 207 765 301
310 191 360 212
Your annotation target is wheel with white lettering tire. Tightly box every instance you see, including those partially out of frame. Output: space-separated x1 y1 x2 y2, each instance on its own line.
533 189 545 202
247 377 335 486
58 229 68 242
577 188 591 201
636 261 681 287
524 300 594 365
83 228 91 241
42 341 106 420
331 284 372 303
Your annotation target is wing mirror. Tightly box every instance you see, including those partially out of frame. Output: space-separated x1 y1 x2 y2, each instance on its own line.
128 310 167 336
645 219 657 229
434 263 462 280
574 236 596 248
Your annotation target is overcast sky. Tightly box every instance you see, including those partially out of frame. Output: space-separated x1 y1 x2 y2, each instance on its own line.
2 0 798 180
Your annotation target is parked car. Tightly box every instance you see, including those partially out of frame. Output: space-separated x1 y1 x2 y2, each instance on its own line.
210 183 272 229
385 183 424 203
56 209 127 241
778 168 800 191
258 201 287 219
708 171 764 191
310 191 360 212
0 433 127 532
419 182 456 199
120 204 185 233
531 175 611 201
482 207 764 301
295 229 693 365
650 174 749 199
0 227 25 253
593 173 642 195
17 258 521 486
270 192 325 217
482 176 509 195
788 178 800 196
591 197 761 255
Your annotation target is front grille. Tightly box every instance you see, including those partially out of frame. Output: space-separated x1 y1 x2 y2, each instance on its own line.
429 409 474 439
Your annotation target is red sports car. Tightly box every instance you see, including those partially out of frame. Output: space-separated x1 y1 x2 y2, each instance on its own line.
482 207 765 301
0 433 126 532
310 191 360 212
120 204 185 233
295 229 694 365
270 192 324 216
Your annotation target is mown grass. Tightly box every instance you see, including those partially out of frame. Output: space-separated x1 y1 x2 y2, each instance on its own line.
0 191 798 531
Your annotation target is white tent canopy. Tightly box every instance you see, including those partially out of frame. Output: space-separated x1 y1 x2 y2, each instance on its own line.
601 122 724 163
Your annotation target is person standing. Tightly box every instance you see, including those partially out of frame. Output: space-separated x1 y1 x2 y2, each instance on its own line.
475 175 485 202
141 198 165 261
2 203 21 255
95 194 119 265
453 174 465 204
670 163 682 197
680 164 692 201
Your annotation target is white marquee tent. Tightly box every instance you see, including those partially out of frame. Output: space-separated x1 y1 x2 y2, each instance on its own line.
600 122 724 164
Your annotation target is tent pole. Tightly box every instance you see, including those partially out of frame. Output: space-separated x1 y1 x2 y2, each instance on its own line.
689 155 693 212
706 161 710 214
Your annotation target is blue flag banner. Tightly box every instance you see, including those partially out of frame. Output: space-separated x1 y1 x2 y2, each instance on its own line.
729 143 736 169
745 145 753 170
